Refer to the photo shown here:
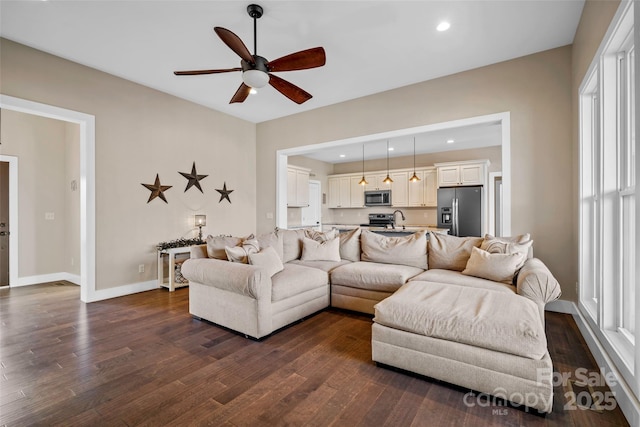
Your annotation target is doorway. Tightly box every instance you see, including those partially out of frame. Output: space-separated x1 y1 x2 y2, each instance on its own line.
0 95 96 302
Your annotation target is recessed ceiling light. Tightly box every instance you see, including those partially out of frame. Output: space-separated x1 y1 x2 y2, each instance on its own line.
339 154 346 158
446 139 455 144
437 22 451 32
388 147 394 151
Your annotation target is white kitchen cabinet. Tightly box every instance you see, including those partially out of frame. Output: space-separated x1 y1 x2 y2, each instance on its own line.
408 168 437 207
390 171 408 206
328 176 351 208
363 173 390 191
287 166 311 207
435 160 489 187
424 169 437 206
350 176 365 207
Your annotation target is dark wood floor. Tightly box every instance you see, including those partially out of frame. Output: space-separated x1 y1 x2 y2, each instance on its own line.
0 282 630 426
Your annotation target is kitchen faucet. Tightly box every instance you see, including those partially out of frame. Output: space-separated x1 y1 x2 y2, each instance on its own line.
392 210 406 230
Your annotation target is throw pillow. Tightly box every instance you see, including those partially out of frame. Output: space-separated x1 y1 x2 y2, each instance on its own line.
300 236 341 262
206 235 242 260
480 237 533 269
224 237 260 263
339 227 361 262
256 231 284 261
428 232 483 271
462 247 526 284
305 228 339 242
483 233 531 244
361 230 428 269
248 246 284 277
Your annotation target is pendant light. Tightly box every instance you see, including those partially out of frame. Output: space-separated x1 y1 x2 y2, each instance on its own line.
382 140 393 184
358 144 368 185
409 137 421 182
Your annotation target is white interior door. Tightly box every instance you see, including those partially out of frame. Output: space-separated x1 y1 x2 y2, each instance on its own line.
301 180 321 229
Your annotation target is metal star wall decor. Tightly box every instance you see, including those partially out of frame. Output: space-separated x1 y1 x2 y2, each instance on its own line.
141 174 172 203
215 182 234 203
179 162 208 193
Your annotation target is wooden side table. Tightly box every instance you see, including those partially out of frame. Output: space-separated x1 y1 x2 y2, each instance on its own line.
157 246 191 291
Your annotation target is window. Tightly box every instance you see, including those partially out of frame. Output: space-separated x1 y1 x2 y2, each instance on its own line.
579 0 635 384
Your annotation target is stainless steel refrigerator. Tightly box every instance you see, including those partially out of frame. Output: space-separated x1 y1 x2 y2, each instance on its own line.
437 186 482 237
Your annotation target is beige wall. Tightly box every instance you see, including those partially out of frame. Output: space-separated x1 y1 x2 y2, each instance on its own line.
571 1 621 302
1 38 256 291
258 46 574 300
0 110 67 277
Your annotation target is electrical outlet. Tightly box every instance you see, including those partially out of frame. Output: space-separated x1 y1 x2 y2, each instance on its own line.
138 264 145 273
424 213 428 217
266 212 273 219
45 212 55 220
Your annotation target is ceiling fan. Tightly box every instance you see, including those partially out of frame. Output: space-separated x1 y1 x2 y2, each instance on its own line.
174 4 326 105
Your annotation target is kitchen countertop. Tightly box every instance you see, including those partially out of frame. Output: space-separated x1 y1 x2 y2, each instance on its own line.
322 224 449 234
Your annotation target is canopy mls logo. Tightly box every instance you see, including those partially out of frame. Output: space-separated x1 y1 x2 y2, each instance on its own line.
462 368 619 414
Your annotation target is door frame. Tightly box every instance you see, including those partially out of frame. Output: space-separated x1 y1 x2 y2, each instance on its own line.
0 156 18 286
0 95 96 302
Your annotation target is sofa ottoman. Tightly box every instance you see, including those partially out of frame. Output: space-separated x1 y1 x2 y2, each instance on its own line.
372 280 553 413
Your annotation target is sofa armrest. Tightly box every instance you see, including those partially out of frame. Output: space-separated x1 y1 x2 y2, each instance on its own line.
181 258 271 300
190 244 208 259
516 258 561 306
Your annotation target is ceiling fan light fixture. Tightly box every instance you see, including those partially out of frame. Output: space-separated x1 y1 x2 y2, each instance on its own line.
242 69 269 88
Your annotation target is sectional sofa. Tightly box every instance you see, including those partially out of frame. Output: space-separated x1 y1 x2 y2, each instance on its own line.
180 227 561 412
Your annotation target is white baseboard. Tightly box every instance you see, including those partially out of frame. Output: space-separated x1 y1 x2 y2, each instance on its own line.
13 272 80 287
547 299 640 425
545 299 577 314
86 280 160 302
12 274 160 303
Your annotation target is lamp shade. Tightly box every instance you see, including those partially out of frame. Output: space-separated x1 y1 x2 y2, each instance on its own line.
242 70 269 88
195 215 206 227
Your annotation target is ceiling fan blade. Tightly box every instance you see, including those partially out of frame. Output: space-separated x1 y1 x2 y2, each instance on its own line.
268 74 312 104
267 47 326 72
214 27 254 63
230 83 251 104
174 68 241 76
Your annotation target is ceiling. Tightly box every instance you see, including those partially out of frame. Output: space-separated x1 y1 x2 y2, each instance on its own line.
1 1 584 124
301 121 502 164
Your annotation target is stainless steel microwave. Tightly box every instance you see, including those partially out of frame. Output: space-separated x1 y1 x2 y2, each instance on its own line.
364 190 392 206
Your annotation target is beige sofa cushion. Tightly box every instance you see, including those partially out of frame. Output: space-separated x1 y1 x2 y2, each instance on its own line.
339 227 361 262
462 247 526 284
271 263 328 302
374 281 547 359
361 230 428 269
288 259 351 273
409 268 515 294
301 237 341 262
279 228 308 263
330 261 424 292
206 235 242 260
305 228 339 242
428 232 482 271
